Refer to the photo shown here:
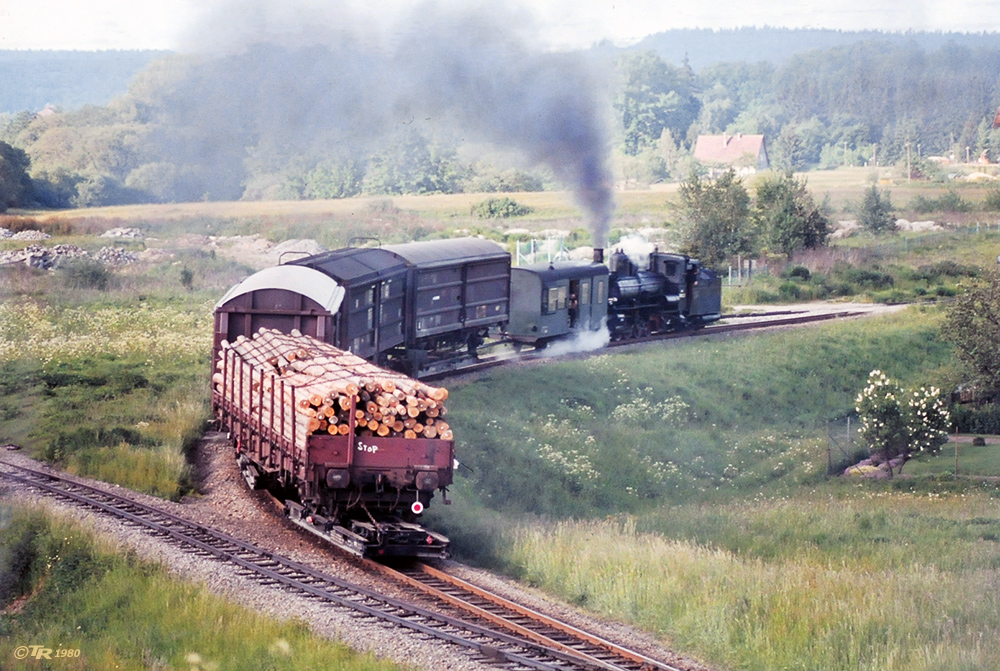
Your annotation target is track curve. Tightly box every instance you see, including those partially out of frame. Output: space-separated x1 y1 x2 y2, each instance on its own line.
0 460 708 671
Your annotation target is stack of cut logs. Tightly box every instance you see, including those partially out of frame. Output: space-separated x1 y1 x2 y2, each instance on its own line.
213 328 451 450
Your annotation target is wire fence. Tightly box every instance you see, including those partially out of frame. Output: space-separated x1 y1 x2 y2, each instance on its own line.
826 412 863 475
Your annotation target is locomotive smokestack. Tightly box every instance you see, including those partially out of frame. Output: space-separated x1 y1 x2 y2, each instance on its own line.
593 248 604 264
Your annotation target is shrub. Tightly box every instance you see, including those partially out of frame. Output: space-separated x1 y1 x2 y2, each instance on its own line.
783 265 811 281
855 370 950 474
837 266 894 289
58 259 110 291
778 282 802 300
471 197 533 219
908 195 937 214
950 404 1000 434
982 187 1000 211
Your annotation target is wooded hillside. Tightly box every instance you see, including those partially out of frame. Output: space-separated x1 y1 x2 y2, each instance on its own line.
3 30 1000 208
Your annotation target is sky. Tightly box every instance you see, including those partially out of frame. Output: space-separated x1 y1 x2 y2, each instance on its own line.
2 0 1000 52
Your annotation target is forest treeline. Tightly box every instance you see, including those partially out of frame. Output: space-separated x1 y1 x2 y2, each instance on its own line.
2 33 1000 210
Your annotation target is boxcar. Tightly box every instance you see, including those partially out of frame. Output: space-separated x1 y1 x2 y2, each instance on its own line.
214 238 511 375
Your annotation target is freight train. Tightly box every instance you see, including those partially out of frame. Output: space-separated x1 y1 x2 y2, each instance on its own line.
212 237 721 558
213 237 722 374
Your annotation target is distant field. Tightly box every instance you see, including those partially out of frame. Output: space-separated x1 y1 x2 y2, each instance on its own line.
18 167 1000 234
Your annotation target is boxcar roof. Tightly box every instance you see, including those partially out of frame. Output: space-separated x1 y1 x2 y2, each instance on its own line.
290 247 407 283
512 260 608 282
383 237 508 267
216 265 346 313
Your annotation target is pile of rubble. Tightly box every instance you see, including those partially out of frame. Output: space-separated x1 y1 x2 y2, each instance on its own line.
11 230 51 241
0 244 140 269
94 247 140 266
100 227 144 239
0 228 51 241
0 244 88 269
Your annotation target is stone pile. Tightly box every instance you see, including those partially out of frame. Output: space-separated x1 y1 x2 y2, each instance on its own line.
10 230 51 241
100 227 144 239
0 244 87 269
94 247 140 266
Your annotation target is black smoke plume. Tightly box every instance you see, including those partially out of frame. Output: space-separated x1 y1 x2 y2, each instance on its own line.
134 1 614 243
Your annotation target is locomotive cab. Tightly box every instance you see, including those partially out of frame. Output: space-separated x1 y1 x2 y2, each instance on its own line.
649 252 690 312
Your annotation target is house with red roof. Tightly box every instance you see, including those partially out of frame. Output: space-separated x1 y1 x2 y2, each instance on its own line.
693 133 769 177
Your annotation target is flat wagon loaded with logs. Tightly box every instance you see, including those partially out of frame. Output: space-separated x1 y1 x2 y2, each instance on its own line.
212 327 453 558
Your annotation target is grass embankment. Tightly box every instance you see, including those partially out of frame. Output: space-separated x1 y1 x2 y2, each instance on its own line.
506 500 1000 671
436 307 1000 671
444 307 953 518
0 506 403 671
0 252 246 499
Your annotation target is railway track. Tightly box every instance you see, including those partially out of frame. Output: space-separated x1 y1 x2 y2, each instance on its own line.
0 461 698 671
423 307 865 381
608 308 866 347
371 561 690 671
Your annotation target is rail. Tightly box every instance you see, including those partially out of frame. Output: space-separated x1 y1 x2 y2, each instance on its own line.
0 461 698 671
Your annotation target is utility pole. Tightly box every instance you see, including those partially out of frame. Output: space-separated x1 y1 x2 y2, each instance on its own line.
907 142 911 184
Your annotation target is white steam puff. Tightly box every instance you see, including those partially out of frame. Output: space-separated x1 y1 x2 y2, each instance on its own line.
538 322 611 358
151 0 615 243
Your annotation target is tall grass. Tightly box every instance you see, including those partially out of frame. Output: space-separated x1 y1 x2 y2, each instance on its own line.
0 506 404 671
503 508 1000 671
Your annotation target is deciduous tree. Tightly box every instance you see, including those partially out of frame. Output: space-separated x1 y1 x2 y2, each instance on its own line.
751 171 829 256
944 271 1000 399
615 51 700 156
0 140 33 211
678 169 753 267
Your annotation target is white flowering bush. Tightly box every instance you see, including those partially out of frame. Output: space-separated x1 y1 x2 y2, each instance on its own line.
855 370 951 474
905 385 950 455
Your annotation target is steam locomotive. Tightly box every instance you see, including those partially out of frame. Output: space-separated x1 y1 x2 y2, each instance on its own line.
213 238 723 376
